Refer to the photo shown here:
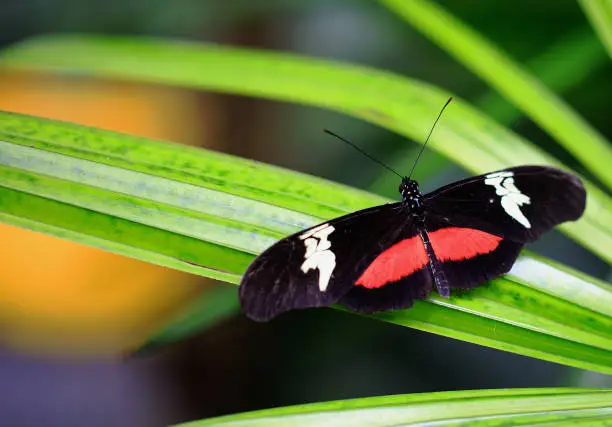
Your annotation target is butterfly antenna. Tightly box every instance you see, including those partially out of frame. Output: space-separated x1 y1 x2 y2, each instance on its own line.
323 129 403 179
408 97 453 180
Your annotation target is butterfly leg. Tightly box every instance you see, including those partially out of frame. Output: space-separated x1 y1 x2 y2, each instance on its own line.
418 229 451 298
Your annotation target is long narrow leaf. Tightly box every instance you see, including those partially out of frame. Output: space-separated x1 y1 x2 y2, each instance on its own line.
1 35 611 262
172 388 612 427
378 0 612 190
372 27 608 196
0 113 611 373
477 28 609 125
578 0 612 59
130 285 239 356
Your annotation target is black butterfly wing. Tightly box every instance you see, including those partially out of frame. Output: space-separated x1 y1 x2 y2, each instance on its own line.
424 165 586 243
422 217 525 290
239 203 420 322
338 268 433 314
420 165 586 290
240 165 587 320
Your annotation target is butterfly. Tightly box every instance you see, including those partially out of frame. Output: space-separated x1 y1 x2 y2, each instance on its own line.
237 102 587 322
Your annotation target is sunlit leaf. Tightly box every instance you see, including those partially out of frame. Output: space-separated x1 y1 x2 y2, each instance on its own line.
578 0 612 60
171 388 612 427
1 35 611 261
0 113 611 373
378 0 612 190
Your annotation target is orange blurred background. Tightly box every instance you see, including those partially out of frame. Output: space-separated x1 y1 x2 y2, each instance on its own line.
0 72 212 357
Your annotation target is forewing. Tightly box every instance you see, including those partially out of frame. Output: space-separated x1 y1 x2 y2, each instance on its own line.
424 165 586 243
238 203 411 321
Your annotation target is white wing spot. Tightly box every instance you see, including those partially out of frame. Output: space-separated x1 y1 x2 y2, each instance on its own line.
484 171 532 228
299 223 336 291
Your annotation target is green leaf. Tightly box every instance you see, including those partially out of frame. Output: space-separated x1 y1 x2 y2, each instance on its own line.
130 285 239 357
171 388 612 426
477 28 609 125
1 34 612 262
578 0 612 60
365 253 612 374
378 0 612 190
1 112 611 374
372 26 608 198
142 23 611 351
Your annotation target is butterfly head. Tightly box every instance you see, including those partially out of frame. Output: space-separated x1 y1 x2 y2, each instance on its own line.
400 177 424 215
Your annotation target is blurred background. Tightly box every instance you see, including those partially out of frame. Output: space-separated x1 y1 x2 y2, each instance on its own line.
0 1 611 426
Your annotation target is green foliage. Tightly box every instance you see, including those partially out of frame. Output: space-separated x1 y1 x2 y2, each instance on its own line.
132 285 239 356
172 388 612 427
2 35 612 263
0 106 611 374
578 0 612 59
0 0 611 424
380 0 612 190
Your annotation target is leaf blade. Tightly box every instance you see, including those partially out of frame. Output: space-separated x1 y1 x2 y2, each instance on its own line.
170 388 612 427
1 36 611 261
379 0 612 190
0 112 611 373
578 0 612 60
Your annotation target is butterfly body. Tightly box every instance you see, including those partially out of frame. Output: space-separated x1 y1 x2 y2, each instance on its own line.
397 177 452 298
238 165 586 322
